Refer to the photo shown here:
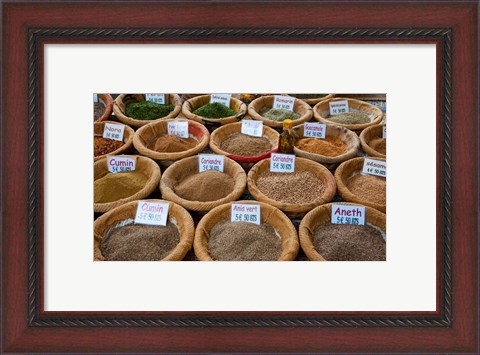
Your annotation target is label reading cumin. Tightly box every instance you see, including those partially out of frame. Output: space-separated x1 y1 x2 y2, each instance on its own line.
273 95 295 111
103 123 125 142
329 100 349 115
145 93 165 104
231 203 261 225
241 120 263 137
134 201 169 226
362 158 387 178
107 156 136 174
167 120 189 138
270 153 295 173
331 204 366 225
210 94 231 107
198 154 224 173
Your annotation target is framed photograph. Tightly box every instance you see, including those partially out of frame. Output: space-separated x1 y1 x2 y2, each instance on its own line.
1 1 478 353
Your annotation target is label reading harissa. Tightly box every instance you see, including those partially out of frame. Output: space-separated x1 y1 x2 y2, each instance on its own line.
103 123 125 142
231 203 261 225
272 95 295 111
329 100 349 115
270 153 295 173
331 204 366 225
145 93 165 104
210 94 231 107
241 120 263 137
362 158 387 178
303 122 326 139
134 201 169 226
198 154 224 173
107 156 136 174
167 120 189 138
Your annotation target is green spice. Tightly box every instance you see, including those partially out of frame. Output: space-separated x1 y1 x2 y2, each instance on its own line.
192 102 237 119
261 108 301 122
125 101 175 120
327 111 370 125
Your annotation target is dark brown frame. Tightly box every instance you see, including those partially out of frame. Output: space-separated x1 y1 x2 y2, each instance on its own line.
1 1 478 353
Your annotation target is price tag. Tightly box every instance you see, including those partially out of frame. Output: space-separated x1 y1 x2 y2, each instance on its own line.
331 204 366 225
303 122 326 139
167 120 189 138
362 158 387 177
210 94 231 107
272 95 295 111
382 126 386 139
199 154 224 172
107 156 136 174
270 153 295 173
241 120 263 137
93 93 98 103
231 203 261 225
102 123 125 142
145 93 165 104
134 201 169 226
329 100 349 115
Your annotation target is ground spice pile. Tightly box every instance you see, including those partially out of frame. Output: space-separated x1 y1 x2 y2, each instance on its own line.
174 170 235 202
346 173 386 205
125 101 175 120
101 222 180 261
208 220 281 261
94 136 124 157
313 222 386 261
94 171 148 203
192 102 237 119
147 134 198 153
295 136 348 157
94 102 105 120
220 132 273 156
261 108 301 121
369 137 386 155
256 170 325 204
327 111 370 124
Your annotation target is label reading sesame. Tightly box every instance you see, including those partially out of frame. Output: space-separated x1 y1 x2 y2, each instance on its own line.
107 156 136 174
329 100 349 115
145 93 165 104
270 153 295 173
210 94 231 107
231 203 261 225
241 120 263 137
198 154 224 173
362 158 387 177
134 201 169 226
272 95 295 111
167 120 189 138
331 204 366 225
303 122 326 139
102 123 125 142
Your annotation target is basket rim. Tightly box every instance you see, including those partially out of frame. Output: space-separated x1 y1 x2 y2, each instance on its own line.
359 124 386 159
95 94 114 122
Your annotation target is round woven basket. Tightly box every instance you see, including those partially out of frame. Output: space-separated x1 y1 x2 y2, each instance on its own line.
113 94 182 128
359 124 386 159
286 94 334 106
94 94 114 122
160 155 247 213
313 97 383 133
247 95 313 128
94 155 161 213
94 199 195 261
133 119 209 169
291 123 360 170
247 157 337 218
209 122 279 170
182 94 247 126
335 157 386 212
94 121 135 162
194 200 299 261
299 202 386 261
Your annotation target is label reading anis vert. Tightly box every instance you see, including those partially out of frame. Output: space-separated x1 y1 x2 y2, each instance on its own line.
231 203 261 225
241 120 263 137
103 123 125 142
107 156 136 174
145 94 165 104
134 201 169 226
331 204 366 225
362 158 387 178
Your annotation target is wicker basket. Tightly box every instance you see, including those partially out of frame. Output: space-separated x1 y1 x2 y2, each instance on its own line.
94 121 135 162
194 200 299 261
313 97 383 133
299 202 386 261
94 94 114 122
247 157 337 218
182 94 247 126
209 122 279 170
160 155 246 213
133 119 209 169
335 157 386 212
94 155 161 213
248 95 313 129
286 94 334 106
94 199 195 261
359 124 386 159
291 123 360 171
113 94 182 128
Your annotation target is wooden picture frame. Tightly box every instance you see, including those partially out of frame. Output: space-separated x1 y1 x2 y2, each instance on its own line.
1 1 478 353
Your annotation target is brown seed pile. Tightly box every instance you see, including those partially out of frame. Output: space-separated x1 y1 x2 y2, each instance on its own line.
174 170 235 202
94 171 148 203
369 137 386 155
101 222 180 261
148 134 198 153
256 170 325 204
346 173 386 205
295 136 348 157
94 136 124 157
94 102 105 120
313 222 386 261
208 220 282 261
327 111 370 125
220 132 273 156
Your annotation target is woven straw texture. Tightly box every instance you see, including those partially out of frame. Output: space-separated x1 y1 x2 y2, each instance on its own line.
95 94 114 122
113 94 182 128
182 94 247 125
94 155 161 213
194 200 299 261
160 155 247 212
247 157 337 218
94 199 195 261
286 93 334 106
94 121 134 162
299 202 386 261
359 124 386 159
247 95 313 128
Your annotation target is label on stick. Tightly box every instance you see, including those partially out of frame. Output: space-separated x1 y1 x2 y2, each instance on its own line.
329 100 349 115
241 120 263 137
145 94 165 104
303 122 326 139
362 158 387 177
210 94 231 107
198 154 224 172
167 120 189 138
107 156 136 174
134 201 169 226
231 203 261 225
103 123 125 142
331 204 366 225
270 153 295 173
272 95 295 111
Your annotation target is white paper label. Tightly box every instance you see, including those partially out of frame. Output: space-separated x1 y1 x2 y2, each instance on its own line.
362 158 387 177
102 123 125 142
107 156 136 174
241 120 263 137
382 126 386 139
303 122 326 139
134 201 169 226
272 95 295 111
231 203 261 225
198 154 224 172
331 204 366 225
167 120 189 138
329 100 349 115
93 93 98 103
210 94 231 107
270 153 295 173
145 93 165 104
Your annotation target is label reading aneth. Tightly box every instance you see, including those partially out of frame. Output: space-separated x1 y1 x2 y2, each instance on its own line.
331 204 366 225
362 158 387 178
241 120 263 137
303 122 326 139
329 100 349 115
167 120 189 138
270 153 295 173
272 95 295 111
107 156 136 174
231 203 261 225
134 201 169 226
102 123 125 142
210 94 231 107
145 94 166 104
198 154 224 173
